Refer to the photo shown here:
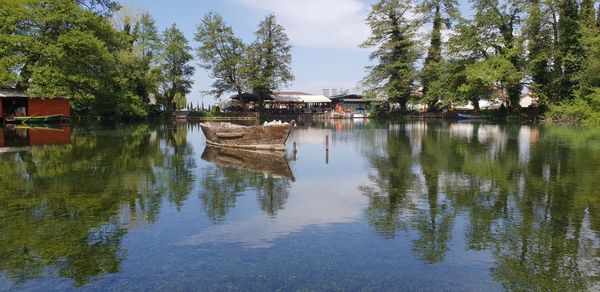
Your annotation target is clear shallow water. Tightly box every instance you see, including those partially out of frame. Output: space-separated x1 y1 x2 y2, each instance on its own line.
0 120 599 291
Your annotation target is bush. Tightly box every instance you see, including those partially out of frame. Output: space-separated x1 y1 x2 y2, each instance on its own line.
547 89 600 126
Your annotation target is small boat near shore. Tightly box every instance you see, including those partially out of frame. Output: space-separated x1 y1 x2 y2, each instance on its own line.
14 114 63 124
200 121 293 151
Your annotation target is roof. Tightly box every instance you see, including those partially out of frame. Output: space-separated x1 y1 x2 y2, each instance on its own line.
330 94 363 100
271 94 304 103
0 89 65 99
271 92 331 103
274 91 312 96
0 89 29 98
229 92 267 102
299 95 331 103
340 98 385 103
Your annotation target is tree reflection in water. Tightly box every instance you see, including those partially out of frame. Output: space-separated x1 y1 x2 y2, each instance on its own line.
0 121 599 290
0 123 195 286
359 122 600 290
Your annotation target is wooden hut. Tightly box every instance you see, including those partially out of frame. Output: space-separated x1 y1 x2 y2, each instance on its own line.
0 90 70 122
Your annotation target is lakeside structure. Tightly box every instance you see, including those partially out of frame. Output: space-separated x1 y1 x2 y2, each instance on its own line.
226 90 538 119
0 90 70 123
330 94 385 116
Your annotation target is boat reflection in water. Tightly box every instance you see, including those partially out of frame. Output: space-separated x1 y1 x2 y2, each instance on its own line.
201 145 294 181
0 124 71 152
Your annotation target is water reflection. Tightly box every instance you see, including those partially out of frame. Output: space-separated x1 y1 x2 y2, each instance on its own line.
0 121 599 290
0 123 194 287
360 122 600 290
0 124 71 150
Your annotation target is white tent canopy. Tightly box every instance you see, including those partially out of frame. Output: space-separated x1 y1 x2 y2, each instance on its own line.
271 92 331 103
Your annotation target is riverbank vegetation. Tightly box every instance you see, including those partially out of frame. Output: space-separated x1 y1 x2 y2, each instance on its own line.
0 0 293 120
362 0 600 125
2 0 600 125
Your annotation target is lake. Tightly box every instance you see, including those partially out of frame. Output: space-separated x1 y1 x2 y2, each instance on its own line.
0 120 599 291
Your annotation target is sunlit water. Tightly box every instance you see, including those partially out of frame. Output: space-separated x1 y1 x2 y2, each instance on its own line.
0 120 599 291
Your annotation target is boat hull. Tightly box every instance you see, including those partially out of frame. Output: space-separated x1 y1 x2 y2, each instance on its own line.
200 122 293 151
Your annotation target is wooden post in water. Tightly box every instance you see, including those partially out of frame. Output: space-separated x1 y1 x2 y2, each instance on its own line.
292 141 297 161
325 134 329 164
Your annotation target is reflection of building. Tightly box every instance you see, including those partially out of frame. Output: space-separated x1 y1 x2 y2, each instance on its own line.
0 125 71 148
0 90 70 122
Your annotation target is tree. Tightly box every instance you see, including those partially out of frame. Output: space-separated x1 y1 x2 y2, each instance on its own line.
159 24 195 112
580 0 596 28
195 12 245 99
76 0 120 16
361 0 419 111
525 0 553 102
557 0 584 101
246 14 294 107
471 0 526 110
0 0 120 96
418 0 458 110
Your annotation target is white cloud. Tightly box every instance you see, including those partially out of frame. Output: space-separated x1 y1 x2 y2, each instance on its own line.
235 0 371 50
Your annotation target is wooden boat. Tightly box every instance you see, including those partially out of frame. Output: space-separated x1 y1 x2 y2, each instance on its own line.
200 121 293 151
458 113 487 120
14 114 63 124
201 146 294 180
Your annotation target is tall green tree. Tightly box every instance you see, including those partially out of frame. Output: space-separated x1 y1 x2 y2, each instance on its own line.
159 24 195 112
361 0 419 111
526 0 554 102
0 0 120 97
580 0 596 28
418 0 458 110
472 0 526 110
195 12 245 98
246 14 294 107
557 0 584 101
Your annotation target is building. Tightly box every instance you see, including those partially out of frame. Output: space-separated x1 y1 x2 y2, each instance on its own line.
330 94 385 113
269 92 331 113
0 90 70 121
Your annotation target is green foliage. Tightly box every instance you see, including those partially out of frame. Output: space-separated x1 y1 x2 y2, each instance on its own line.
361 0 419 111
557 0 584 101
195 12 245 98
159 24 194 112
548 89 600 126
245 14 294 104
526 0 555 102
418 0 458 110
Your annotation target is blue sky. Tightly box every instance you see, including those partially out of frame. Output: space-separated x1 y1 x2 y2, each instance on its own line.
120 0 472 105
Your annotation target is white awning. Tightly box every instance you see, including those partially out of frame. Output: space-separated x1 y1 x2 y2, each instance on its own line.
271 95 303 103
300 95 331 103
271 93 331 103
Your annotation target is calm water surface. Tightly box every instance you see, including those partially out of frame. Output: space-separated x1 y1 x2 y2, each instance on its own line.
0 120 599 291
